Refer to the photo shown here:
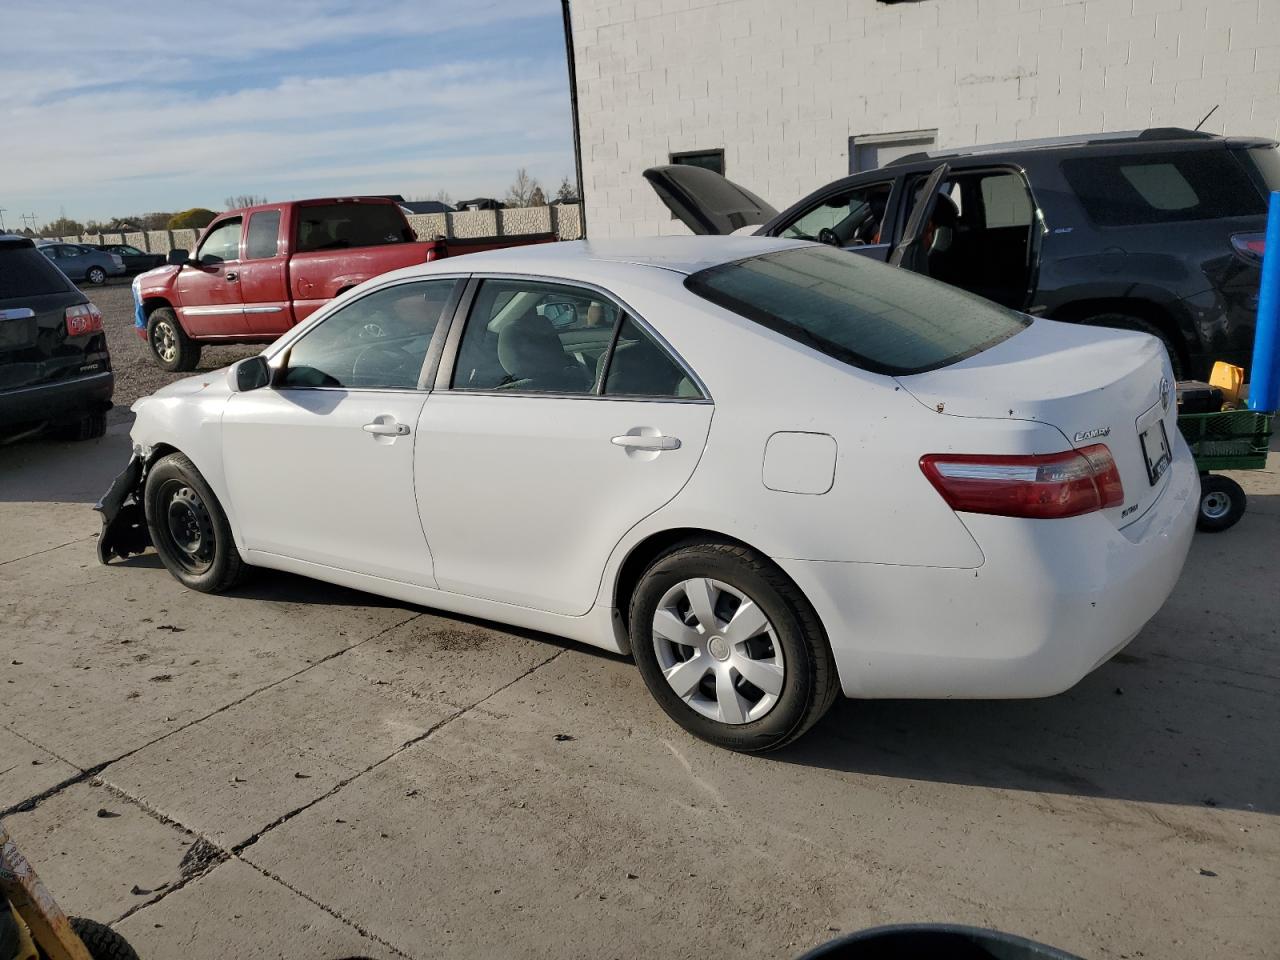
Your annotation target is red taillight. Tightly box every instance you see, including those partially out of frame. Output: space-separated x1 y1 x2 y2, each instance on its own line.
919 444 1124 519
1231 232 1265 263
65 302 104 336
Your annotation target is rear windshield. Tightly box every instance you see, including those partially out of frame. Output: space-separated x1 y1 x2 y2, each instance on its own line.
685 245 1029 376
295 203 412 252
1062 150 1266 226
0 244 74 298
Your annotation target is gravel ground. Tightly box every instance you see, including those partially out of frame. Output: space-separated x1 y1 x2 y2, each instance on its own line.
90 279 259 412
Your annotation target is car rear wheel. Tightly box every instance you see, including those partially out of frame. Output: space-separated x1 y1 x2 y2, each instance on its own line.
629 541 838 752
85 266 107 285
144 452 246 592
1197 474 1246 532
1080 313 1184 380
147 307 201 372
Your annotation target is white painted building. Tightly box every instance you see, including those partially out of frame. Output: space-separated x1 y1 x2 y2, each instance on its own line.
567 0 1280 238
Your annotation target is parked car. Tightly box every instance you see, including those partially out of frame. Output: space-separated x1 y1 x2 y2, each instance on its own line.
36 241 126 286
98 242 165 274
133 196 558 371
645 127 1280 379
1 235 113 441
98 237 1196 751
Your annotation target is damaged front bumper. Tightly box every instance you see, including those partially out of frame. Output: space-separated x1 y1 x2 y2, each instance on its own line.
94 453 151 564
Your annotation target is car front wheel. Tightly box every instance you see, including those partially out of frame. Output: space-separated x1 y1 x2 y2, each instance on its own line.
144 452 246 592
629 541 838 752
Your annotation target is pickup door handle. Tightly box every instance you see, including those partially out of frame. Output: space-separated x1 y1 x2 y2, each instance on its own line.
225 271 238 282
612 434 681 451
363 421 410 437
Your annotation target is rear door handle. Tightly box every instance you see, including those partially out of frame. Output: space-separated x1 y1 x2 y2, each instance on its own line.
225 271 238 282
612 434 681 451
363 421 410 437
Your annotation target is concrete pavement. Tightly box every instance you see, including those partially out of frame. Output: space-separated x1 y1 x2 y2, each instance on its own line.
1 416 1277 959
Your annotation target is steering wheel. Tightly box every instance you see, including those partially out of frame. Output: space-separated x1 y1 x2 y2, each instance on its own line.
817 227 840 247
351 342 416 386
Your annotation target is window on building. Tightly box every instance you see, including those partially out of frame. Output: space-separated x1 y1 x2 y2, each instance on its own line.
848 129 937 174
670 149 725 176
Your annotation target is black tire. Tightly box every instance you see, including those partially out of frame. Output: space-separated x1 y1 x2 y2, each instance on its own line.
55 410 107 442
85 266 107 286
1197 474 1246 532
144 452 246 592
67 917 141 960
147 307 201 372
629 540 839 753
1079 313 1184 379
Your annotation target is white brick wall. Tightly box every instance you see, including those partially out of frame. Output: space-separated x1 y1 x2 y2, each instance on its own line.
571 0 1280 238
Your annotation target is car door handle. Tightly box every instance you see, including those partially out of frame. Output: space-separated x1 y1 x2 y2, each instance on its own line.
363 421 410 437
225 271 238 282
612 434 681 451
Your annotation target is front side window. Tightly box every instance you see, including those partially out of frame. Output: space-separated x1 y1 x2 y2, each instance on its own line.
295 203 411 253
686 245 1028 376
452 279 620 394
1062 151 1266 226
197 218 242 264
244 211 281 260
780 182 892 246
281 279 457 390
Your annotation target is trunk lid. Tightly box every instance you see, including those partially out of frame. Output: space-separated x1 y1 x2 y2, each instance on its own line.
642 164 778 235
1 240 103 392
898 318 1176 529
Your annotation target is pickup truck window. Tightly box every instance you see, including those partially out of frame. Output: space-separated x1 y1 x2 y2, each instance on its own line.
245 211 281 260
295 203 412 253
198 218 242 264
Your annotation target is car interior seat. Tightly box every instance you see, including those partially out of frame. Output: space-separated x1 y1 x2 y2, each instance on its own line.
496 309 591 392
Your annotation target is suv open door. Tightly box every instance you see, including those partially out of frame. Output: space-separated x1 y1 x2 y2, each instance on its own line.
888 163 950 273
642 165 778 235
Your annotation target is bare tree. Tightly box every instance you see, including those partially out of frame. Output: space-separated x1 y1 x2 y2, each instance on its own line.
224 194 269 209
529 185 547 207
504 168 544 208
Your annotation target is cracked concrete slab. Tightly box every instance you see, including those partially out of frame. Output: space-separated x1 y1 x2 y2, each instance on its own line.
2 780 193 924
114 857 394 960
0 728 79 811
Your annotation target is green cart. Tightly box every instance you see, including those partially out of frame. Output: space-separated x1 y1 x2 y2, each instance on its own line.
1177 409 1274 531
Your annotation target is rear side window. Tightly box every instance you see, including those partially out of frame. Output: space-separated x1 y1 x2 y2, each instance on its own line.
295 203 412 252
244 211 281 260
686 245 1028 376
1243 145 1280 192
1062 151 1266 225
0 245 74 297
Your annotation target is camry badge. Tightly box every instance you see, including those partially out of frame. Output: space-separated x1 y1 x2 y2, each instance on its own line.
1074 426 1111 442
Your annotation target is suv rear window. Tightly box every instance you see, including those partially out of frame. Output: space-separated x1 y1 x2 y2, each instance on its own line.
1062 150 1265 226
0 244 75 298
685 245 1029 376
295 203 412 252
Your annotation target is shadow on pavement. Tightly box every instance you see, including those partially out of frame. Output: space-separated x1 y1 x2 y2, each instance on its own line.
0 426 131 504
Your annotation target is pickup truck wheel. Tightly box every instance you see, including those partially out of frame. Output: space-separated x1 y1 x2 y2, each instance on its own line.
147 308 201 372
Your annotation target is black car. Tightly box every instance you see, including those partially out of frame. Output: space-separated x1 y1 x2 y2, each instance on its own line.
1 235 114 441
646 127 1279 379
98 242 165 273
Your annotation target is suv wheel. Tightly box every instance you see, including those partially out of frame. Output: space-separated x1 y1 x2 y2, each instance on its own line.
55 410 107 441
629 541 838 752
1080 313 1184 379
147 307 202 372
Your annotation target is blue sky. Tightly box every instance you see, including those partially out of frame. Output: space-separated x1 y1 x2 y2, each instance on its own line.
0 1 575 228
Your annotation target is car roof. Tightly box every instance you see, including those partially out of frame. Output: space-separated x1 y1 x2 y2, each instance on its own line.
421 235 809 278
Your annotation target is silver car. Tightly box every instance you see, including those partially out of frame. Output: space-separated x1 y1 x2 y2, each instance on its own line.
36 242 126 286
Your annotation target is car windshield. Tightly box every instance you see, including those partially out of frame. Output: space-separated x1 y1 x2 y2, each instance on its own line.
685 245 1029 375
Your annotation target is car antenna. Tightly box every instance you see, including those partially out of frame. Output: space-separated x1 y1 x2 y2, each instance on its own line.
1193 104 1219 132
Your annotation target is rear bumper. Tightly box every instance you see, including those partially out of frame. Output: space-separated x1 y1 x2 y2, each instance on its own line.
780 437 1199 699
0 371 114 428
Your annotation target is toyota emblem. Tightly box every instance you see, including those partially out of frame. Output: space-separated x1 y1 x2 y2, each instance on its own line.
1160 377 1171 412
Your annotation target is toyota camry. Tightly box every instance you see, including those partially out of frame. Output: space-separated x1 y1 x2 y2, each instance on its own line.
97 237 1198 752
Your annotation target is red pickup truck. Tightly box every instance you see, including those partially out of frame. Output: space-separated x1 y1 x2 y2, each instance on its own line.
133 196 555 370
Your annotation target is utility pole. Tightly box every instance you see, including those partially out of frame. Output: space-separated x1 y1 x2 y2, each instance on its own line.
21 213 37 235
0 207 6 232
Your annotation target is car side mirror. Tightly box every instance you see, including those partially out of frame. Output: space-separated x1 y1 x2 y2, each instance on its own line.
166 249 189 267
229 355 271 393
541 301 579 328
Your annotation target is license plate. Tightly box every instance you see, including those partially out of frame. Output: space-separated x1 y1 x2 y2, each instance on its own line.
1139 419 1172 486
0 317 35 350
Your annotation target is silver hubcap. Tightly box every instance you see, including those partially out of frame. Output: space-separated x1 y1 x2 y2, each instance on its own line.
154 321 177 362
1202 491 1231 519
651 577 784 725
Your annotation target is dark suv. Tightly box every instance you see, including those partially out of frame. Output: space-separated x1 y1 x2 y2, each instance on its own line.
1 234 114 441
646 128 1278 379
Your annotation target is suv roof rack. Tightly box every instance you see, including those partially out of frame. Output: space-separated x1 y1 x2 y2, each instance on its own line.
887 127 1217 166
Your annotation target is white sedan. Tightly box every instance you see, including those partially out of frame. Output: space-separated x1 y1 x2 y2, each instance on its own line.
97 237 1198 752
